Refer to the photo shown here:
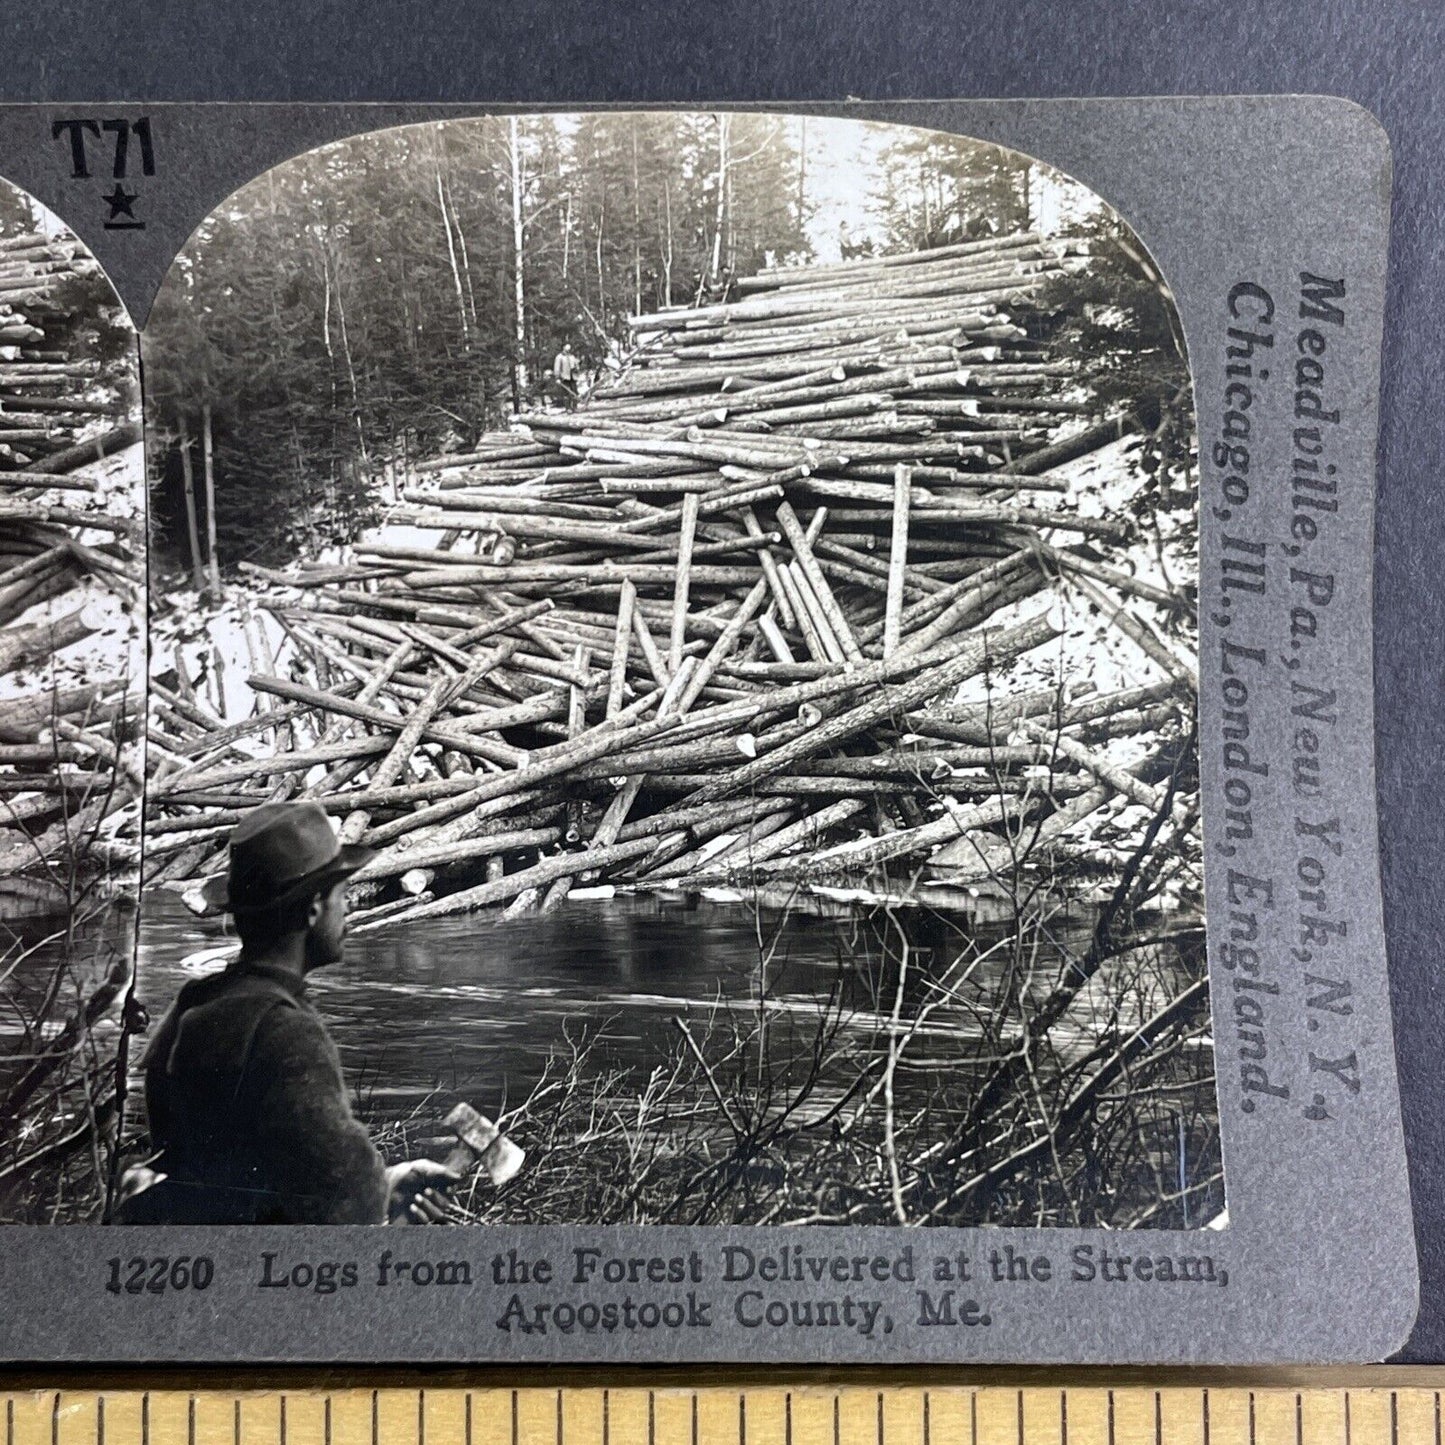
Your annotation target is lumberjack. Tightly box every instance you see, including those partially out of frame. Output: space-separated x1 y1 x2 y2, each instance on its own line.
117 802 459 1224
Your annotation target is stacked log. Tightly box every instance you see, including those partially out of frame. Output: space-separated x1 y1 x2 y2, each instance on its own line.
0 231 130 468
146 231 1199 925
0 230 143 896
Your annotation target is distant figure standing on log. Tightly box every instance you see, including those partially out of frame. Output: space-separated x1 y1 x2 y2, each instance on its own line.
116 802 459 1224
838 220 875 262
551 341 580 409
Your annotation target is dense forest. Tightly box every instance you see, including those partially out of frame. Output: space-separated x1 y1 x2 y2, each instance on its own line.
142 114 1187 578
145 113 809 573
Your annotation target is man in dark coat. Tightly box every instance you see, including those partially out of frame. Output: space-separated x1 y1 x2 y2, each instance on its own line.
120 802 456 1224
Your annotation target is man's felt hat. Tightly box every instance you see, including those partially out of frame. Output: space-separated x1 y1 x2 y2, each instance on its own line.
201 802 373 915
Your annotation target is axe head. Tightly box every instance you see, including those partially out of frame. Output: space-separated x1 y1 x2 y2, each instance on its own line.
443 1101 524 1186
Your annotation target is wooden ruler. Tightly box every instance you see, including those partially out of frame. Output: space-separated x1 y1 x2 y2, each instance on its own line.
3 1385 1443 1445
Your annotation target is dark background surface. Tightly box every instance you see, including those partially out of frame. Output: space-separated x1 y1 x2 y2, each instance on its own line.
1 0 1439 1362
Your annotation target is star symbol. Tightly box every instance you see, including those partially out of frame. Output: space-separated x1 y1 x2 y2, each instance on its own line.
103 184 138 220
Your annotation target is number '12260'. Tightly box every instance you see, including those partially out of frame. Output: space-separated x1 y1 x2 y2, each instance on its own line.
105 1256 215 1294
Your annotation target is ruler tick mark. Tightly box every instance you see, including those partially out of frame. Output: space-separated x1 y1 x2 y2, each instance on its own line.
55 1386 1445 1445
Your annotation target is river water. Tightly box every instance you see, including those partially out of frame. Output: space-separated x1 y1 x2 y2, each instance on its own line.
2 887 1221 1227
135 888 1208 1132
136 888 1049 1121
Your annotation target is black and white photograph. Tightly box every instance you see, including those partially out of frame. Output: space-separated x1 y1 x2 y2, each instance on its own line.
0 185 145 1223
122 111 1215 1233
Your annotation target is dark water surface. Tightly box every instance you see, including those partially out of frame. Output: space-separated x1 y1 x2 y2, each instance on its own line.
135 888 1196 1130
0 887 1225 1228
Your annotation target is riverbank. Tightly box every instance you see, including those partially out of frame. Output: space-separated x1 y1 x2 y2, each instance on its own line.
135 888 1218 1231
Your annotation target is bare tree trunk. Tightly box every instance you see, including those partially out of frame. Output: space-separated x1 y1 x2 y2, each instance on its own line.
797 116 807 229
320 245 337 400
509 116 528 409
319 242 343 508
661 178 673 306
436 160 471 349
330 250 370 473
724 135 735 277
449 174 479 329
590 124 607 320
176 414 204 592
398 247 417 356
631 118 643 316
707 113 730 289
265 171 285 334
449 186 483 423
596 217 605 310
562 189 572 282
201 403 221 598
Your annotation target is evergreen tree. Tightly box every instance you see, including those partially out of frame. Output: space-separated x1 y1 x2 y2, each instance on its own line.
871 133 1031 248
1036 212 1194 548
139 114 984 578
